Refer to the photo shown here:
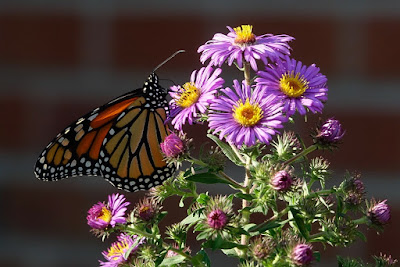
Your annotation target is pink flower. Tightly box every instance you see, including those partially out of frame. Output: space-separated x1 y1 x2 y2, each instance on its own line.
207 209 228 229
270 170 293 192
368 200 391 226
87 193 130 229
99 233 145 267
291 243 313 266
160 132 185 158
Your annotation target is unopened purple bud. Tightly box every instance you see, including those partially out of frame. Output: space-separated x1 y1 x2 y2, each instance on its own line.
271 170 293 192
207 209 228 229
160 132 185 158
345 192 362 206
376 253 398 266
352 179 365 195
368 200 391 225
291 243 313 266
317 118 345 143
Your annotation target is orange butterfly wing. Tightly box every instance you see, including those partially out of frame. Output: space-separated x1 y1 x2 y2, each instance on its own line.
34 73 175 192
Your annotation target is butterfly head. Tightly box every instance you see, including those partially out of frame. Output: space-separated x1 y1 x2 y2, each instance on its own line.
142 73 168 109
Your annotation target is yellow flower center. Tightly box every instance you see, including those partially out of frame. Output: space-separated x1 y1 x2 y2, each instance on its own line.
140 206 150 213
279 71 309 98
233 99 263 127
176 82 201 108
98 206 112 223
234 25 256 45
107 239 130 258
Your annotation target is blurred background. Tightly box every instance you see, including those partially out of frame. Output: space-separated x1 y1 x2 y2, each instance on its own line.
1 0 399 266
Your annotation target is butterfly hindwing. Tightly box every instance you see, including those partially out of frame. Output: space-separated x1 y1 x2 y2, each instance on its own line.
34 73 175 192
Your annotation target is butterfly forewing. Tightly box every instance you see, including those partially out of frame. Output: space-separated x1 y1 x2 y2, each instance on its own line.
34 73 175 192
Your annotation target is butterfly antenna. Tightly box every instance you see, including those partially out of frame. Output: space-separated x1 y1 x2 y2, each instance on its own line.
153 50 185 72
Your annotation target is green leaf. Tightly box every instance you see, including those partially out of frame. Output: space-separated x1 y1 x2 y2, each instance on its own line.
202 236 247 250
207 134 242 165
196 230 211 241
355 230 367 242
180 212 204 225
186 172 231 185
157 211 168 223
234 192 255 201
179 196 186 207
196 193 211 205
221 248 240 258
192 249 211 267
248 220 283 234
289 207 309 239
159 255 186 266
302 180 309 195
225 226 249 236
313 251 321 262
242 223 257 232
336 195 344 214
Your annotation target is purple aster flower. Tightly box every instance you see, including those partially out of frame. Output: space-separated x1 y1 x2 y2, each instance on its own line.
256 56 328 117
368 199 391 226
208 79 287 147
198 25 294 71
291 243 313 266
99 233 145 267
160 132 185 158
169 66 224 131
87 193 130 229
270 170 293 192
315 118 345 144
207 209 228 229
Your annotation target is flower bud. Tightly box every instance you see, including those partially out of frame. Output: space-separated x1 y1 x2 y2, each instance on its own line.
134 197 160 222
291 243 313 266
270 170 293 192
368 199 391 225
374 253 398 266
160 132 185 158
345 192 363 207
251 236 273 260
315 118 345 144
207 209 228 229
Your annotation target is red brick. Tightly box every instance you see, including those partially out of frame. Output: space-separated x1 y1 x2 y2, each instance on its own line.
328 112 400 172
291 112 400 173
0 13 81 66
209 17 336 73
366 18 400 77
111 16 205 71
0 95 27 149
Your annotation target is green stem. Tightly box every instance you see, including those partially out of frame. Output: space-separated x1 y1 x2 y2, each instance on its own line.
243 61 252 86
283 144 317 166
353 216 369 225
240 157 252 252
219 171 245 190
249 207 291 233
188 156 244 189
305 189 335 199
230 143 246 164
188 156 208 167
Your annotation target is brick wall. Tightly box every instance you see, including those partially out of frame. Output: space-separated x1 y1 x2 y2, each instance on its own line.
1 1 399 266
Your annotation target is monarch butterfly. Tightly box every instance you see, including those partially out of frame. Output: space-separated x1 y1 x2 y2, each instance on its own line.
34 51 184 192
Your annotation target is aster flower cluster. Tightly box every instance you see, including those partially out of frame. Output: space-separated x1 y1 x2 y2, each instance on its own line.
82 25 394 266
